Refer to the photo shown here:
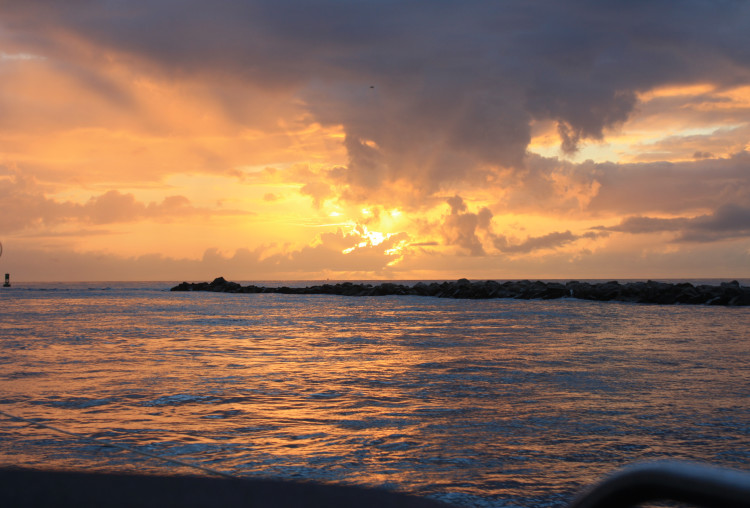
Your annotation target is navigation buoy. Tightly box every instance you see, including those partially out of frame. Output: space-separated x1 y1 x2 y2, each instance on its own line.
1 242 8 287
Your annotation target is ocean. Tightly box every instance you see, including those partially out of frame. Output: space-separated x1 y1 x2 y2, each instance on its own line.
1 281 749 507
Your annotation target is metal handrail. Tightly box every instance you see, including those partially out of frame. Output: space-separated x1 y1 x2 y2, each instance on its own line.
569 461 750 508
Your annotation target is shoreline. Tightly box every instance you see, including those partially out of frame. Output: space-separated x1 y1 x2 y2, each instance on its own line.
172 277 750 306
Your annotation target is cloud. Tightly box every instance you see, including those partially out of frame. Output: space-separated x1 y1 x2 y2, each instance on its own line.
300 181 334 209
4 230 748 282
440 195 493 255
85 191 197 224
4 0 749 202
495 231 577 254
0 168 220 232
628 125 750 163
0 169 75 232
1 2 750 280
439 195 603 255
195 226 412 277
596 204 750 243
0 51 45 61
492 150 750 218
493 229 606 255
693 151 714 160
598 216 689 235
585 151 750 216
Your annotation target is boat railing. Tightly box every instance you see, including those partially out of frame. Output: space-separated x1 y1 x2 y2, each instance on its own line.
569 460 750 508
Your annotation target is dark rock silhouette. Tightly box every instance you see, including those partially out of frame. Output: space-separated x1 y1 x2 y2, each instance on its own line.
171 278 750 306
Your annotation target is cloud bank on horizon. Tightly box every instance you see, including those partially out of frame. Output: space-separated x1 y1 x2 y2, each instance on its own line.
1 0 749 280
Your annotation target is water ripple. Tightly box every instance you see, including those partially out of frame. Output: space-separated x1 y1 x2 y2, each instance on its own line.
1 284 749 506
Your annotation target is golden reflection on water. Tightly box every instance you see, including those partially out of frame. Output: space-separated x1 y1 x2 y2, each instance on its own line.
2 287 750 506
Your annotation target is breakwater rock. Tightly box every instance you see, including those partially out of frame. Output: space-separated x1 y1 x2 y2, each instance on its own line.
171 277 750 306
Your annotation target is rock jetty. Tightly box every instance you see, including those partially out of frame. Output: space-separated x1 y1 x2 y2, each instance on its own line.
171 277 750 306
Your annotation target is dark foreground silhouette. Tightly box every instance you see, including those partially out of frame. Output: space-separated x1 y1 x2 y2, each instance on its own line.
172 277 750 306
3 461 750 507
0 468 447 507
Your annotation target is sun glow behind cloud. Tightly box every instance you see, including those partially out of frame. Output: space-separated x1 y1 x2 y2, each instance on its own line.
1 1 749 280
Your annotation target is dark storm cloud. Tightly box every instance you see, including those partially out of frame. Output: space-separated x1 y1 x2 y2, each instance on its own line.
2 0 750 195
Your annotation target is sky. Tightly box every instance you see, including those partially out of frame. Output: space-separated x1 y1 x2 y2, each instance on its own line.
1 0 749 281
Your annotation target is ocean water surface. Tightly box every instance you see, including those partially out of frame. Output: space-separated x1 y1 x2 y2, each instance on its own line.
1 281 749 507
